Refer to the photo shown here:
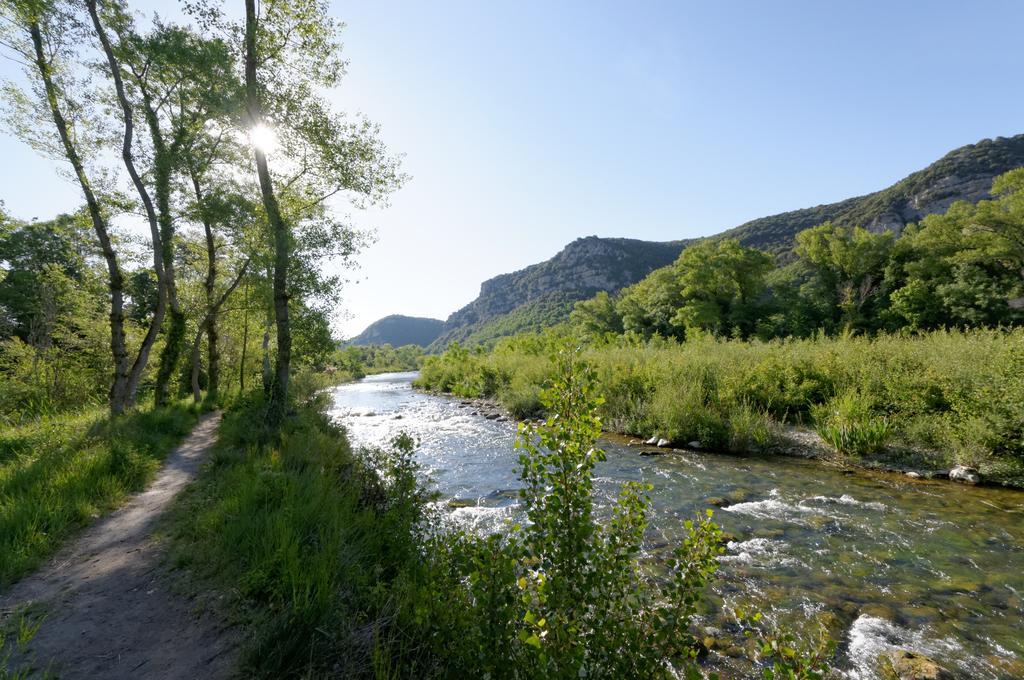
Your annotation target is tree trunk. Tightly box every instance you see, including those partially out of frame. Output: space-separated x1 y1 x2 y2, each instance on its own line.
86 0 167 410
191 168 220 398
28 18 129 416
246 0 291 426
190 261 249 403
138 89 185 408
261 321 272 396
240 279 249 392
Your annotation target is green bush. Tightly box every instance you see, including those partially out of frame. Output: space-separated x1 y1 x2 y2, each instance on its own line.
402 351 724 678
811 391 891 456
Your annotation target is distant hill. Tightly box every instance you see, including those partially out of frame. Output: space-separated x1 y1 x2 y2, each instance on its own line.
428 134 1024 350
428 237 688 350
717 134 1024 254
348 315 445 347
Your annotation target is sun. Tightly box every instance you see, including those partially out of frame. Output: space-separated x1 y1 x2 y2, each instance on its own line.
248 123 279 154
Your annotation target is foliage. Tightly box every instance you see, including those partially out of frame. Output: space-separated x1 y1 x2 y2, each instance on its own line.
417 328 1024 476
399 350 725 678
559 168 1024 347
170 356 733 678
335 343 424 376
810 391 891 456
166 387 430 677
0 402 200 585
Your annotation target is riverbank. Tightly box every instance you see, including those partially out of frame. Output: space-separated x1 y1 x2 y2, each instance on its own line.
334 372 1024 679
437 392 1024 491
416 329 1024 490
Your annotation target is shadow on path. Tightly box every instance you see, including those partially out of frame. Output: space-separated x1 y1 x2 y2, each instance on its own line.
0 411 239 679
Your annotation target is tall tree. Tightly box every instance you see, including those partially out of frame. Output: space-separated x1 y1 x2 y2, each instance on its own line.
2 0 162 414
240 0 404 424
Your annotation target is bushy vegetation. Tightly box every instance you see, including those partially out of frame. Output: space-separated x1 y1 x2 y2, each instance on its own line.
168 354 782 678
573 169 1024 344
0 402 200 585
334 343 425 377
418 328 1024 476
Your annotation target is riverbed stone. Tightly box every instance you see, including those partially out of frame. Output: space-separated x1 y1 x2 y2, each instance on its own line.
860 603 896 620
687 440 701 449
879 650 952 680
753 527 784 539
726 489 750 503
645 436 659 445
905 471 922 478
949 465 980 484
656 438 672 447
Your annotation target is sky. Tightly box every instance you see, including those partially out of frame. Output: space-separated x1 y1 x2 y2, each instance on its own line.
2 1 1024 338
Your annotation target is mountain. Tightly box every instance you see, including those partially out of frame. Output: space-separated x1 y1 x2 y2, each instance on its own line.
717 134 1024 254
348 315 445 347
429 134 1024 350
428 237 689 350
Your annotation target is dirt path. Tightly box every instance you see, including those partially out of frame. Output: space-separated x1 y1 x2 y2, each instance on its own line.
0 411 238 679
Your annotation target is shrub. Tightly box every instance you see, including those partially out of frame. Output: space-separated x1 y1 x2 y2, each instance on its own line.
404 350 724 678
811 391 891 456
727 401 778 453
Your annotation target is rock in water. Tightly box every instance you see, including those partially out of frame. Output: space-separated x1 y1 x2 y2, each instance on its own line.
656 438 671 448
645 436 659 445
949 465 980 484
879 650 953 680
687 440 701 449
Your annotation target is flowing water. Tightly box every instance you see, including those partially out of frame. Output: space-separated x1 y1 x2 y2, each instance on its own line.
329 372 1024 679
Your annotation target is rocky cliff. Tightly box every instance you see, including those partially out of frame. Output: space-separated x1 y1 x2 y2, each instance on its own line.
429 237 688 349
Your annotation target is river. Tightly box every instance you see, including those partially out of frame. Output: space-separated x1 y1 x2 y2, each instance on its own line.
328 372 1024 679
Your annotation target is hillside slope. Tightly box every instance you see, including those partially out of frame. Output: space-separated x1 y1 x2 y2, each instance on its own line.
348 315 445 347
718 134 1024 254
428 134 1024 350
428 237 688 350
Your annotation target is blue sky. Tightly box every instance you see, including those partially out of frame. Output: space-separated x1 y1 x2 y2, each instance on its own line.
2 1 1023 337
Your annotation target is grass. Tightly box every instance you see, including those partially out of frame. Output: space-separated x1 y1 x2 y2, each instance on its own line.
0 402 201 587
165 389 429 678
417 328 1024 481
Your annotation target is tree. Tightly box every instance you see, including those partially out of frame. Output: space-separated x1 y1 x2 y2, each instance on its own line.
886 171 1024 329
671 239 774 337
240 0 404 425
794 222 894 331
1 0 171 414
570 290 623 337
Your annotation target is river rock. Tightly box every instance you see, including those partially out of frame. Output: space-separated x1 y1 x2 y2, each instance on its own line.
645 436 659 445
879 650 952 680
687 440 701 449
656 438 672 448
949 465 980 484
904 471 922 479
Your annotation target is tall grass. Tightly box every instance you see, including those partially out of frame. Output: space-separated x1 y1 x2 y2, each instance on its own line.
0 403 200 586
165 388 430 677
417 328 1024 474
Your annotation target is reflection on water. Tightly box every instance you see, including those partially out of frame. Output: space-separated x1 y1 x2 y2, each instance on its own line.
330 372 1024 679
